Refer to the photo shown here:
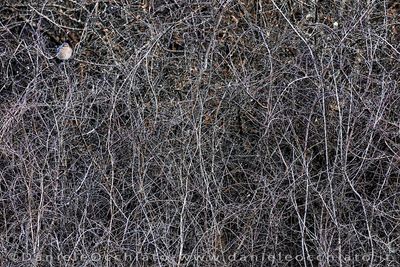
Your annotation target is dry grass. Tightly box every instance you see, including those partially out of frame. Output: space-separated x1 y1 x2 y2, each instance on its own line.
1 0 400 266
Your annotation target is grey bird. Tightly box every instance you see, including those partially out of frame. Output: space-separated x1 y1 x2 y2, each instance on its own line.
56 42 73 60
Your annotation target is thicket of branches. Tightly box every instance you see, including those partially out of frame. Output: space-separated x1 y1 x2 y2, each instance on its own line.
1 0 399 266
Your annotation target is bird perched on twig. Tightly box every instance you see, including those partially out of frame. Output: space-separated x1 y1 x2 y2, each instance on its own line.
56 42 73 60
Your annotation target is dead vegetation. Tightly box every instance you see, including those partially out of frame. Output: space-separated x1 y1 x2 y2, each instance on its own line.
0 0 399 266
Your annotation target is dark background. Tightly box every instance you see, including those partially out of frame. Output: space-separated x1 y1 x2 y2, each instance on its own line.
1 0 399 266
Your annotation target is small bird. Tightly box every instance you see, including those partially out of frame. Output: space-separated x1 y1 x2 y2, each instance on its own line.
56 42 73 60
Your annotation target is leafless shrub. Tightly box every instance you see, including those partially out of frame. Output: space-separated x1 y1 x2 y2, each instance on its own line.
1 0 399 266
